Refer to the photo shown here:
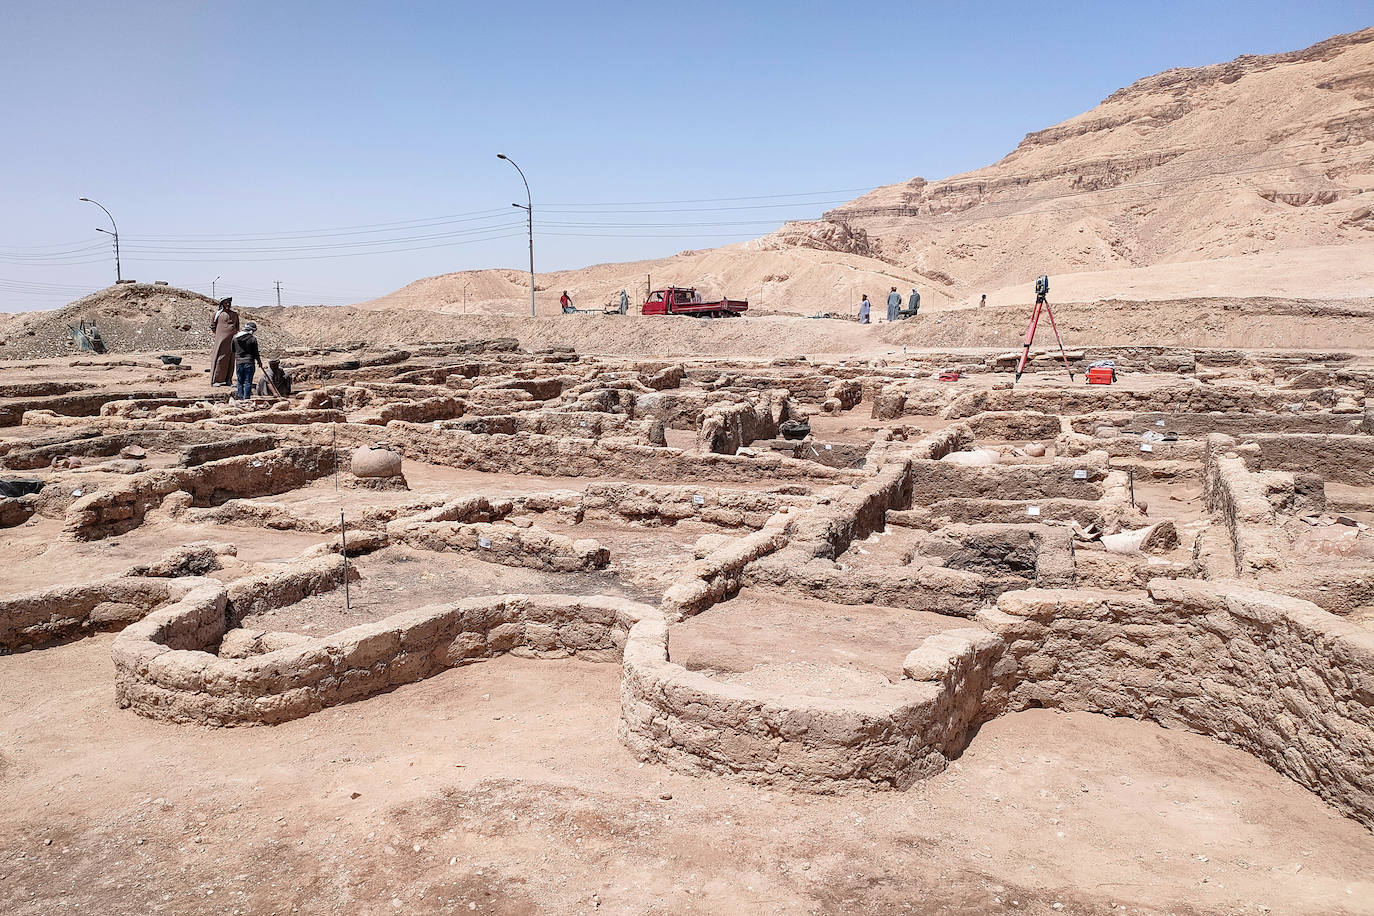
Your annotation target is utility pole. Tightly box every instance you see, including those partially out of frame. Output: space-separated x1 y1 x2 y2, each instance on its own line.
497 154 535 317
274 281 282 307
212 276 220 299
78 197 121 283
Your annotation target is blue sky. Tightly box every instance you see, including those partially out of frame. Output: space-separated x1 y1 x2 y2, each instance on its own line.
1 0 1370 310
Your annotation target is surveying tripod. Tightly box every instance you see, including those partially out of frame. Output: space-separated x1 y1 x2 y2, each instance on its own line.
1013 276 1074 383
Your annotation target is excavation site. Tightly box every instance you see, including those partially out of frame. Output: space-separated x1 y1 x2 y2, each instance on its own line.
2 324 1372 914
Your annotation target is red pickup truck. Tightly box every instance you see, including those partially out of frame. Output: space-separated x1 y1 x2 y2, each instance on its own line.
641 287 748 318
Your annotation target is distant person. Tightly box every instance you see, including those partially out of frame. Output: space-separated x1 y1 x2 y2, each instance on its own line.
231 321 267 400
858 294 871 324
209 297 239 387
886 287 902 322
909 288 921 316
691 289 703 303
255 359 292 398
980 294 987 308
560 290 573 313
618 289 630 314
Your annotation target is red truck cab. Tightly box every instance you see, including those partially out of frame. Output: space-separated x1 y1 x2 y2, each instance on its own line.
641 287 747 318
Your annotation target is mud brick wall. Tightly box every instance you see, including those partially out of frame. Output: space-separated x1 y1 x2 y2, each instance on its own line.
1241 433 1374 486
965 411 1065 442
660 511 793 620
63 445 338 539
577 483 812 530
1069 410 1361 437
618 616 1001 790
1203 438 1292 575
983 581 1374 827
0 577 173 651
0 389 177 427
941 385 1321 420
388 520 609 572
343 423 857 484
745 558 989 615
907 457 1109 506
115 588 650 727
698 398 781 454
179 434 278 467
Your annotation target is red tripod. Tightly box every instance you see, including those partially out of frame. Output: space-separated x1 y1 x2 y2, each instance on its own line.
1013 291 1075 382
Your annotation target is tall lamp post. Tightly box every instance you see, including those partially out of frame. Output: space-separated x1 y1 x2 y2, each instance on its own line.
496 154 535 317
79 197 121 283
212 276 221 299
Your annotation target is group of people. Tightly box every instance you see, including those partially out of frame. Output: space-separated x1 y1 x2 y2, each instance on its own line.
209 297 290 399
856 288 990 323
858 287 921 324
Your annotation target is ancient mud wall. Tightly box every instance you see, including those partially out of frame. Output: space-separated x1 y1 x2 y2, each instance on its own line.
114 587 651 726
982 581 1374 826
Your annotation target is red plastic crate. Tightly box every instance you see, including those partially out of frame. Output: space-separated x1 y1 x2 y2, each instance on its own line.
1086 367 1115 385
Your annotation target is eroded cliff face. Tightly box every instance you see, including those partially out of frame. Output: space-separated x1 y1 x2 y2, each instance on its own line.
777 28 1374 296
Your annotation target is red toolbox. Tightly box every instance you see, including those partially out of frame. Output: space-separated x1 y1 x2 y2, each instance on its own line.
1086 367 1115 385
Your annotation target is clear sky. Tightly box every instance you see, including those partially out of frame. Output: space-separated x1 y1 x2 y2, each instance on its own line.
1 0 1370 310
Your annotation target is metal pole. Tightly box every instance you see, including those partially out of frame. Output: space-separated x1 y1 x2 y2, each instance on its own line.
340 509 351 611
79 197 120 283
212 276 220 299
275 281 282 307
497 154 535 317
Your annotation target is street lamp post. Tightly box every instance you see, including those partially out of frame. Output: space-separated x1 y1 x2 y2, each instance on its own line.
79 197 121 283
212 276 221 299
496 154 535 317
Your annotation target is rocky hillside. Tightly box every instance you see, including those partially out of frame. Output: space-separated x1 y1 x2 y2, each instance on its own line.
800 27 1374 298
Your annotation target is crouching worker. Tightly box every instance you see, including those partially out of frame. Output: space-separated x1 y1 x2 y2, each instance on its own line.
255 358 292 398
231 321 268 399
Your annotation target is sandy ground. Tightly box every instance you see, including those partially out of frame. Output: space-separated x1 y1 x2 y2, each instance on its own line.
3 636 1373 916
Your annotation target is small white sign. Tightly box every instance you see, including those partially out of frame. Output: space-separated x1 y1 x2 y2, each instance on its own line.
824 444 833 450
693 494 705 505
1073 469 1088 480
1026 506 1041 516
1140 444 1153 452
478 537 492 549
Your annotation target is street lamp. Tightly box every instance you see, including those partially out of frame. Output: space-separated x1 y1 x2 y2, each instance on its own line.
79 197 121 283
212 276 221 299
496 154 535 317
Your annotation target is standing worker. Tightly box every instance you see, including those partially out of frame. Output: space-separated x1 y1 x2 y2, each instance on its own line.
886 287 902 322
909 288 921 317
231 321 268 400
209 297 239 387
858 294 871 324
618 289 630 314
560 290 573 313
980 294 987 308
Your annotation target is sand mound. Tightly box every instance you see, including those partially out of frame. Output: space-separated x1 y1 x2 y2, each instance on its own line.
0 284 297 360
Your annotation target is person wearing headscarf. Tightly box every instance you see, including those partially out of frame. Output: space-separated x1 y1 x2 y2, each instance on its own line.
909 288 921 317
886 287 902 322
255 359 292 398
209 297 239 386
858 294 871 324
231 320 266 400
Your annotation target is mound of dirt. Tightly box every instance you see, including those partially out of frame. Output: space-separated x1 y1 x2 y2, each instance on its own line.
0 284 297 361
